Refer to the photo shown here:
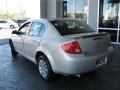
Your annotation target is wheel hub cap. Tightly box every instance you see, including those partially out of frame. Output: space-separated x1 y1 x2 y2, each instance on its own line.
39 59 48 78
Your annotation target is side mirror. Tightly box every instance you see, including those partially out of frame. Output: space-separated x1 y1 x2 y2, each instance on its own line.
12 30 24 35
12 30 18 34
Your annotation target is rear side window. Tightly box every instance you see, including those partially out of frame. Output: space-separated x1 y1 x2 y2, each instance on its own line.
50 20 94 35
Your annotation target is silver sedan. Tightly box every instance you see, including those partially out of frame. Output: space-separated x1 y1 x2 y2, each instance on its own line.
9 19 113 80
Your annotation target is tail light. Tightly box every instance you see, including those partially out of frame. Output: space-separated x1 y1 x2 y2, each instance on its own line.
61 41 82 54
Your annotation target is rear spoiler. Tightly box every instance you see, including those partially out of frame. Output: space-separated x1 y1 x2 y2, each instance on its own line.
73 32 108 39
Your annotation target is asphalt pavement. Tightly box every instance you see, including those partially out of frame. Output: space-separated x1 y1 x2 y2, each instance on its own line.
0 30 120 90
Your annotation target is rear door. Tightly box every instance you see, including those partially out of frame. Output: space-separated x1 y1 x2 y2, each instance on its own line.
24 21 46 60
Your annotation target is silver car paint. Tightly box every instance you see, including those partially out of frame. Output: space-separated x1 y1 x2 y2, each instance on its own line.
11 19 113 75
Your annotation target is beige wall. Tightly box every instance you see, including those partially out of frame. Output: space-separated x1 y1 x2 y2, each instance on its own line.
56 0 62 18
40 0 47 18
46 0 62 19
47 0 57 19
88 0 99 31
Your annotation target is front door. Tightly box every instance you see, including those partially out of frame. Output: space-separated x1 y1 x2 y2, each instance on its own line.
12 22 31 53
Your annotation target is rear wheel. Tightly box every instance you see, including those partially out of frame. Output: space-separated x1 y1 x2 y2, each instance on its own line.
10 25 14 29
37 55 54 81
9 41 18 56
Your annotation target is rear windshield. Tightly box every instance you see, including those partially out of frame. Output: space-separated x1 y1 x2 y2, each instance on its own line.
51 20 94 35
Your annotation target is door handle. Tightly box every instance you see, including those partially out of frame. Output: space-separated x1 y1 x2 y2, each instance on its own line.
32 40 39 46
32 40 36 43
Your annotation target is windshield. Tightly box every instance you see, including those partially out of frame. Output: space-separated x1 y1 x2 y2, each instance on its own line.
51 20 94 35
17 20 26 24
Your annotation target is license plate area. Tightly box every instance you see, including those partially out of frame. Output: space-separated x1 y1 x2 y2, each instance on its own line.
96 57 107 66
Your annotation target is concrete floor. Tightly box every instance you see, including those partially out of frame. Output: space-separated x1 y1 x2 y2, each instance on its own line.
0 39 120 90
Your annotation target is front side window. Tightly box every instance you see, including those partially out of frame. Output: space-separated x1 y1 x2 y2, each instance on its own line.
51 20 94 35
18 22 31 34
28 22 42 36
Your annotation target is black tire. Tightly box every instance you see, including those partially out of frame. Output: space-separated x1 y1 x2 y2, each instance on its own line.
37 55 54 81
9 41 18 56
10 25 14 29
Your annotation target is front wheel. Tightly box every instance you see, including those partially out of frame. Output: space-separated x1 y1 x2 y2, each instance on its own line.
37 56 54 81
9 41 18 56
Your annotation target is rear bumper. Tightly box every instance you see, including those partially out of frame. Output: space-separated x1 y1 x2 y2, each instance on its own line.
53 46 113 75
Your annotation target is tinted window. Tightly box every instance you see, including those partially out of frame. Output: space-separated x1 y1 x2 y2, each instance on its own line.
0 21 7 23
99 0 119 28
51 20 94 35
29 22 42 36
62 0 88 22
17 20 26 23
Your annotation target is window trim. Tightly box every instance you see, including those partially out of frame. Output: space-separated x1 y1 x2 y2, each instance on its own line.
39 23 46 37
18 22 31 31
18 22 31 35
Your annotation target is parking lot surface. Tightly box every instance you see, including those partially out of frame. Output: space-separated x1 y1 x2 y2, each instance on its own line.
0 38 120 90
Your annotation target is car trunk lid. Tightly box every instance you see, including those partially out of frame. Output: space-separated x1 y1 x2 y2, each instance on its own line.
63 32 110 56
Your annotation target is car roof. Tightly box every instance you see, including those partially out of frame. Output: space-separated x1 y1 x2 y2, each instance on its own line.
25 19 47 23
48 18 83 21
25 18 84 23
